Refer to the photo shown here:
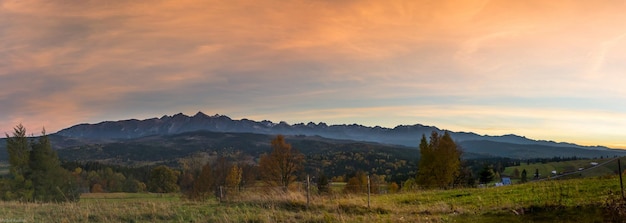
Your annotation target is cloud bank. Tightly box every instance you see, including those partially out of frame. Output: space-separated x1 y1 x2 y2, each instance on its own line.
2 0 626 147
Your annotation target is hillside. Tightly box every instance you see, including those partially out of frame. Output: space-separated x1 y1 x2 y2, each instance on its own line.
51 112 626 159
42 131 421 181
502 157 626 180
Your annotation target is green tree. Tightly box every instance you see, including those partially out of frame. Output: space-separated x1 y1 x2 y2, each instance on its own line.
3 124 33 201
6 124 30 178
258 135 304 191
521 169 528 183
29 131 79 201
416 131 462 189
3 126 79 202
479 165 495 184
122 176 145 193
402 178 418 191
317 173 330 194
147 165 180 193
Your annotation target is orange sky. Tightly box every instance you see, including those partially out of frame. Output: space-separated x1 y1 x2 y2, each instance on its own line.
2 0 626 148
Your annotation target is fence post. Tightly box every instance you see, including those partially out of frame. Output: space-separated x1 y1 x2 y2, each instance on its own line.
219 186 224 203
367 175 371 209
619 159 624 200
306 175 311 209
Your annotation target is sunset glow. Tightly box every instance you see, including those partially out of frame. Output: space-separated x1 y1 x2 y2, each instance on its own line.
2 0 626 148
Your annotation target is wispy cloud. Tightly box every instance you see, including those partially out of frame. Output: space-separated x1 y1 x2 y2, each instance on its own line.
2 0 626 148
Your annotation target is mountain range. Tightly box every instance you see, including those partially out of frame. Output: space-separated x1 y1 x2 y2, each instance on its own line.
2 112 625 163
52 112 625 159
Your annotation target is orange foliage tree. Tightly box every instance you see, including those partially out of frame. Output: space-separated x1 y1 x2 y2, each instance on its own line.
258 135 304 191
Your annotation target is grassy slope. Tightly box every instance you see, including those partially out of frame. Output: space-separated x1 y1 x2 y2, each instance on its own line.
0 176 623 222
503 157 626 180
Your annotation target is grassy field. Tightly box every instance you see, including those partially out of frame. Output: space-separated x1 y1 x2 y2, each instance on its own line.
503 157 626 181
0 176 625 222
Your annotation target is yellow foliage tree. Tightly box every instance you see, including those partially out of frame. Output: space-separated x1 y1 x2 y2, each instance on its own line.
225 164 242 189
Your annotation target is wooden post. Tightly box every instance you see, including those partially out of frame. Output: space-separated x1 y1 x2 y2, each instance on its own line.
306 175 310 209
219 186 224 202
367 175 371 209
619 159 624 200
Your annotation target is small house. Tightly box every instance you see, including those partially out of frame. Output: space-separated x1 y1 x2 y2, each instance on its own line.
502 177 512 185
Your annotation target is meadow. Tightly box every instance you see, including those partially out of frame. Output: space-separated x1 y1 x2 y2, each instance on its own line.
503 157 626 181
0 176 625 223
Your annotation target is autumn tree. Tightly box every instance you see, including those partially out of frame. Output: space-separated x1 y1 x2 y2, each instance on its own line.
416 131 462 189
343 171 368 193
147 165 180 193
258 135 304 191
225 164 242 189
188 163 214 200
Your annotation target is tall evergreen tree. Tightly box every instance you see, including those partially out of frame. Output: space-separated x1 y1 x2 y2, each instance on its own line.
479 165 495 184
416 131 462 189
3 124 33 201
520 169 528 183
3 126 79 202
28 130 80 202
6 124 30 177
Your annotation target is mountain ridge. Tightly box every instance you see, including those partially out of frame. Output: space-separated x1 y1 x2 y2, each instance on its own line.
55 112 615 151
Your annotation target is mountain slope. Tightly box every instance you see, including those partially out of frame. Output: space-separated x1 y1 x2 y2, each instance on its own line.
52 112 624 159
53 131 421 180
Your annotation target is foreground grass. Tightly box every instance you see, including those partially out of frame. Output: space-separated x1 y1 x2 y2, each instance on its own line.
0 176 623 222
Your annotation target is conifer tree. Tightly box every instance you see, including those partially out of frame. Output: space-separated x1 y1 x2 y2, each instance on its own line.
3 126 79 202
3 124 33 201
416 131 462 189
521 169 528 183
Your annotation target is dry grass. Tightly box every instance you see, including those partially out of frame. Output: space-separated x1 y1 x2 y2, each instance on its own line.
0 176 622 222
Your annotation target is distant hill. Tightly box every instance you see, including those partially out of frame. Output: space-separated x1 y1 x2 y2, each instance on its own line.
51 112 626 159
1 131 421 181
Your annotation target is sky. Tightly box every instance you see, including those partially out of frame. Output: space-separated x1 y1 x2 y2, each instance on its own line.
2 0 626 148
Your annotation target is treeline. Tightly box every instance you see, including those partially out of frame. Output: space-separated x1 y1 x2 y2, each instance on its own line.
60 161 152 193
3 124 604 204
0 125 79 202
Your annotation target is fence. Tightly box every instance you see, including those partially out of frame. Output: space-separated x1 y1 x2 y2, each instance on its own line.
209 171 626 212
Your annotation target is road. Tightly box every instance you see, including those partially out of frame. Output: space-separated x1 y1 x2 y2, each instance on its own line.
537 157 620 181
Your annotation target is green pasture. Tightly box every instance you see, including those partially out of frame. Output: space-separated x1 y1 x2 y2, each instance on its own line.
0 176 624 222
502 158 624 180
